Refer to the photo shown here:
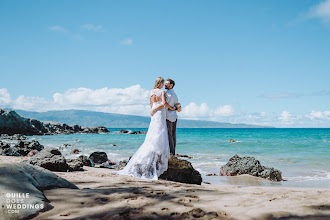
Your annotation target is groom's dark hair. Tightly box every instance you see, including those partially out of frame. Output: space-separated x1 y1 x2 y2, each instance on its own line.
166 78 175 88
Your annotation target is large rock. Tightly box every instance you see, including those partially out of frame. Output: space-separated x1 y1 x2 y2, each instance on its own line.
159 157 202 185
23 147 69 172
220 154 282 181
89 151 109 164
0 163 78 220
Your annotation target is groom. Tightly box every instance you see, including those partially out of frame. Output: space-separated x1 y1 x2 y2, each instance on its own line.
164 78 178 156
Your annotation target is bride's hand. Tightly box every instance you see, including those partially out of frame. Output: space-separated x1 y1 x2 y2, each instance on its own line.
151 109 155 116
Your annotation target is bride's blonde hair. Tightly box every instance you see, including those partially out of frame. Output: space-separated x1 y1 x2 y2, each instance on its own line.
154 77 164 89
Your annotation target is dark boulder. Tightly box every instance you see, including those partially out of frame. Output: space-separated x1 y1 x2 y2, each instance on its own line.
89 151 109 164
23 147 69 172
220 154 282 181
0 163 78 220
159 157 202 185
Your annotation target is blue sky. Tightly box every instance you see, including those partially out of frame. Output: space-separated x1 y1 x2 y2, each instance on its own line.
1 0 330 127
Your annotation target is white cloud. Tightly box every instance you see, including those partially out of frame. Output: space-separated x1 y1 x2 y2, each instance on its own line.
179 102 234 119
180 102 211 118
53 85 149 106
306 110 330 120
278 111 293 124
49 25 67 32
0 89 11 107
309 0 330 23
214 105 234 117
2 87 330 127
94 105 150 116
121 39 133 45
0 85 151 116
81 24 104 31
12 96 52 111
247 112 266 120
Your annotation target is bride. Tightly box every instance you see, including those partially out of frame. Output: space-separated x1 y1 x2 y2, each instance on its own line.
113 77 175 180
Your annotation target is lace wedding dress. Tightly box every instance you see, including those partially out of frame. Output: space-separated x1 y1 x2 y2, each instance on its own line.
113 89 170 180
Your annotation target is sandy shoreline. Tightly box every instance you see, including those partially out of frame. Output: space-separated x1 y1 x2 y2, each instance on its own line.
1 155 330 219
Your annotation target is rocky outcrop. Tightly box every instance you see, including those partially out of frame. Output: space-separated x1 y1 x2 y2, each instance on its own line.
159 157 202 185
0 163 78 220
119 130 147 134
220 154 283 181
23 147 69 172
0 109 110 135
1 134 27 140
0 139 44 156
0 110 47 135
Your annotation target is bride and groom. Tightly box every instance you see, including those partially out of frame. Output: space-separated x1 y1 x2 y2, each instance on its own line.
114 77 181 180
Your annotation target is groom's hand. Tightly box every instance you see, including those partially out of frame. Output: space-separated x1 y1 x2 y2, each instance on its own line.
151 109 155 116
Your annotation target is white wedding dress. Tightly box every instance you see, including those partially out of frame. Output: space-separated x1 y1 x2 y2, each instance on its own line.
113 89 170 180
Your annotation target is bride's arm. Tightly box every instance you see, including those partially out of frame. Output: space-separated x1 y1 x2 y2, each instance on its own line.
149 96 152 108
151 91 174 116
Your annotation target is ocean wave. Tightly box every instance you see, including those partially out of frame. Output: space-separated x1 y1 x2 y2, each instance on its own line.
285 171 330 182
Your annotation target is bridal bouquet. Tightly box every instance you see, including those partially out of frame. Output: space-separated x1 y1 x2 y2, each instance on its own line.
174 103 182 112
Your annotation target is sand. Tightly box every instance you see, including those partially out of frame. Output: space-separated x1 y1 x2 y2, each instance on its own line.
1 155 329 219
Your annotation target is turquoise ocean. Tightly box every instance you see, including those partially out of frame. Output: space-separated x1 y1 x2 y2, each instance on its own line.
29 128 330 188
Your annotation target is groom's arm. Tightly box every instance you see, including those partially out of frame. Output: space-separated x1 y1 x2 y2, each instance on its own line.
164 102 175 111
164 92 175 111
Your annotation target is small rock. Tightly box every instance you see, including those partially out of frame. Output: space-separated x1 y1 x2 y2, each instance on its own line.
175 154 193 159
206 173 218 176
113 160 128 170
67 161 84 171
77 155 92 167
71 148 80 154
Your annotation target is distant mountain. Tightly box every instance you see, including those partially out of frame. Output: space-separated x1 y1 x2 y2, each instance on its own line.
14 109 273 128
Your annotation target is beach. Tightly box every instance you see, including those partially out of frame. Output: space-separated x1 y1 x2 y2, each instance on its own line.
1 155 329 219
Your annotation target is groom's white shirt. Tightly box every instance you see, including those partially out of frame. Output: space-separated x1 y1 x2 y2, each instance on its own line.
165 89 178 122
